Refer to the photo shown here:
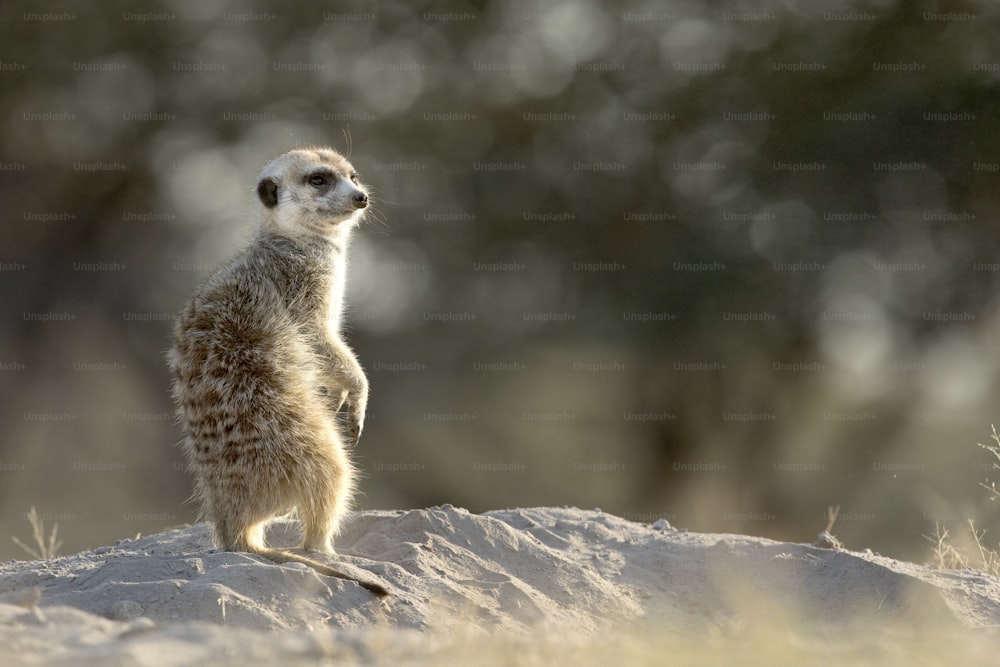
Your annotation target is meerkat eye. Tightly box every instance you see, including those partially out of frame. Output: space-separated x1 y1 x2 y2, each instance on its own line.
350 173 360 184
308 173 329 187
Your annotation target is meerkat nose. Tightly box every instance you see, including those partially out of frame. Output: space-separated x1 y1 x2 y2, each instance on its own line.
352 192 368 209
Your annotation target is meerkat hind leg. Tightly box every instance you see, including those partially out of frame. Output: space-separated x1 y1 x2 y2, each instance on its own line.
298 487 342 553
301 521 336 553
210 501 267 552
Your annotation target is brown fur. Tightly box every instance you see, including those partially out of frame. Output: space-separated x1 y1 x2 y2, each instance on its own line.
168 148 386 597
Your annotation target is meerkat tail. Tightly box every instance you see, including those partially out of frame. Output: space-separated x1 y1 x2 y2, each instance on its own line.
252 547 390 597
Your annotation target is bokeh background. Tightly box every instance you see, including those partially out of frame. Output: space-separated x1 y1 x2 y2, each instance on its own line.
3 0 1000 563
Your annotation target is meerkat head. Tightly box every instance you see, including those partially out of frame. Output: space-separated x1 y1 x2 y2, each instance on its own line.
256 147 368 237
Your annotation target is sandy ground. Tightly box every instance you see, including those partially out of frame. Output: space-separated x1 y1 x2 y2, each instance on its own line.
2 506 1000 665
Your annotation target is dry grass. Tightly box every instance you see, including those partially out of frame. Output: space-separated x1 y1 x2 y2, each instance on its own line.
926 519 1000 576
927 425 1000 576
11 506 62 560
927 522 967 570
980 424 1000 501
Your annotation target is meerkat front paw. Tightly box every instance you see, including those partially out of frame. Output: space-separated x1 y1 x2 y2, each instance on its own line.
317 385 346 412
319 385 365 446
345 391 367 447
347 413 364 447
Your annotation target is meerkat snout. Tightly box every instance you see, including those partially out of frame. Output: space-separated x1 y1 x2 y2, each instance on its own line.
353 192 369 209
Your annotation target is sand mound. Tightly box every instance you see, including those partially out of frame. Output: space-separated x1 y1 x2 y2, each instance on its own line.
2 506 999 664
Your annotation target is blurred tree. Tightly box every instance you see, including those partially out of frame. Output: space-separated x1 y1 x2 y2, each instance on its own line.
2 0 1000 561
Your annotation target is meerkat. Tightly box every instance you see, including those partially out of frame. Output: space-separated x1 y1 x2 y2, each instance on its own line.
168 147 387 597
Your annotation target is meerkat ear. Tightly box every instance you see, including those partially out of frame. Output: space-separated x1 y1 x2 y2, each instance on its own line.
257 177 279 208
